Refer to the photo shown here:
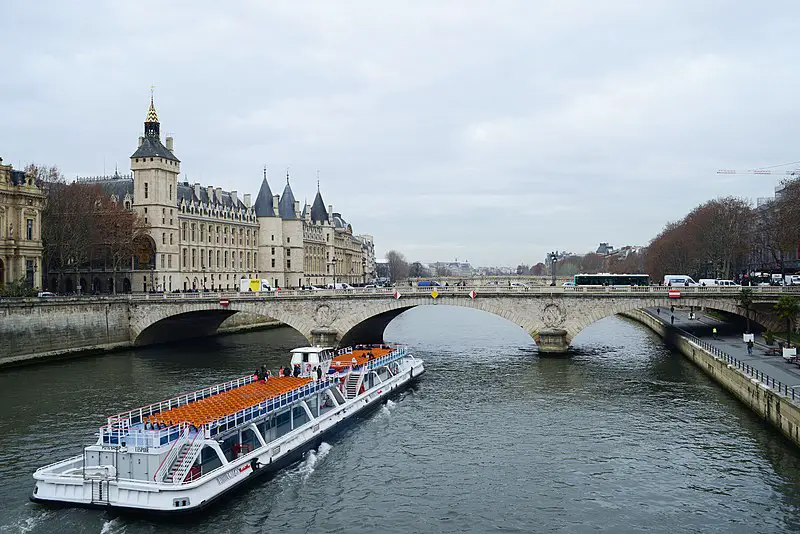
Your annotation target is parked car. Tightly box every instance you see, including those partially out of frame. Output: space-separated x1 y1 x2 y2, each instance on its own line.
37 291 57 298
562 282 576 288
663 275 700 287
417 281 441 287
327 283 354 290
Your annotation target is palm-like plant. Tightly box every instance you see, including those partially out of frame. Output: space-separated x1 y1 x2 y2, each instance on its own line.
774 296 800 346
738 288 754 333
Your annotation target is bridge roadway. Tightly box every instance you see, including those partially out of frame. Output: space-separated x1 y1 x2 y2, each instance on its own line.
1 285 795 363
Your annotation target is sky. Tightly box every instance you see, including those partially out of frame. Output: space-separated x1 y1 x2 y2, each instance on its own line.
3 1 800 266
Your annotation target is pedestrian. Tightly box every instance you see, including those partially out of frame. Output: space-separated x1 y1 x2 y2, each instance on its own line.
712 327 718 340
670 315 675 325
656 307 660 315
747 340 753 355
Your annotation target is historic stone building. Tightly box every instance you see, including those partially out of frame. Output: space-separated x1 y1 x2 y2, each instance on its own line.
0 159 44 289
77 96 374 292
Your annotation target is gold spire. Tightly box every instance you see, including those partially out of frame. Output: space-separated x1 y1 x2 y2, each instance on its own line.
146 85 159 123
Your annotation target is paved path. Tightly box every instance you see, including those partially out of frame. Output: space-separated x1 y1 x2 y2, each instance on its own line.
647 307 800 391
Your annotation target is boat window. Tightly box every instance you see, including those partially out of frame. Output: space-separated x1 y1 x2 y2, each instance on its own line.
303 353 309 362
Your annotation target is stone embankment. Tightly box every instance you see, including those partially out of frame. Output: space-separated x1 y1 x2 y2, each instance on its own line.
622 309 800 448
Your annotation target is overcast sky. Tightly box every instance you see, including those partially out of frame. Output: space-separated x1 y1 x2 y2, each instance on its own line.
4 1 799 266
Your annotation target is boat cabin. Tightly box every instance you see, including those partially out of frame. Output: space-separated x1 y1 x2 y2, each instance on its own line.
290 346 334 374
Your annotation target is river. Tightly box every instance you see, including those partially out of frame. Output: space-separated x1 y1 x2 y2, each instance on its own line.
1 306 800 533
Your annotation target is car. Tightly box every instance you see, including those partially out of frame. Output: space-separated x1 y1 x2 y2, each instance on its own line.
302 285 324 291
562 282 575 288
364 284 376 288
417 281 441 287
37 291 57 298
510 282 528 288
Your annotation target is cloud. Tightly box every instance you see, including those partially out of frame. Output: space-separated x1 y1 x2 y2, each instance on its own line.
3 0 800 265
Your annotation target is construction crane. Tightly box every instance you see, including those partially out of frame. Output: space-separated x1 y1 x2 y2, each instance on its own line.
717 168 799 176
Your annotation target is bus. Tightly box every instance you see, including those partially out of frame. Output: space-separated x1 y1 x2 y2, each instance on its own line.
573 273 650 286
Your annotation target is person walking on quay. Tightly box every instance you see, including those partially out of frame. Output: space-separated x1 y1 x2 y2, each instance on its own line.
670 315 675 325
712 327 718 340
747 340 754 355
656 307 660 315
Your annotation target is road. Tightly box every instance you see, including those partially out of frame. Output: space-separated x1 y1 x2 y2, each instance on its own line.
649 306 800 391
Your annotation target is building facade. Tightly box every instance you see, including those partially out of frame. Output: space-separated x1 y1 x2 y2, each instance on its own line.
75 97 374 292
0 159 44 289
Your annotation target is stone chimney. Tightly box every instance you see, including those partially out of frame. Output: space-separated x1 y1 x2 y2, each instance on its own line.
294 200 300 218
193 183 201 200
272 195 280 216
328 205 333 224
166 136 174 151
304 203 311 222
231 190 238 206
243 193 251 208
207 185 214 204
215 187 222 204
138 136 144 147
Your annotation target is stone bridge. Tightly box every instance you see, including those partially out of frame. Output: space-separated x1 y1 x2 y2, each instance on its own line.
127 286 793 353
1 286 794 364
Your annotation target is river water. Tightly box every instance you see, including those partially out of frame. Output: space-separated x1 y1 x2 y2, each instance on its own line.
1 306 800 533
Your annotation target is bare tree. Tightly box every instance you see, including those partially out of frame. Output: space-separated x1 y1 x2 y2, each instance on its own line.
95 196 150 294
580 253 604 273
385 250 409 283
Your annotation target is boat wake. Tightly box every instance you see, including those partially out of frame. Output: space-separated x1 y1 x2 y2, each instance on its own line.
100 517 126 534
0 509 56 534
299 442 332 481
381 399 397 417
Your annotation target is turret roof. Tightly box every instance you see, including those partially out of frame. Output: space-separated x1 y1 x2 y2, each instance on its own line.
310 190 329 223
254 177 275 217
278 176 297 219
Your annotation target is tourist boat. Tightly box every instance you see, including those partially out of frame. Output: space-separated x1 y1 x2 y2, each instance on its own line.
31 344 424 513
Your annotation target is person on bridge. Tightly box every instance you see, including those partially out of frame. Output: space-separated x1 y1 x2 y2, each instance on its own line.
712 327 718 340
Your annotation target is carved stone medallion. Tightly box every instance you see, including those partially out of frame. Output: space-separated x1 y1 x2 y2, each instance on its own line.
314 304 336 327
542 303 566 328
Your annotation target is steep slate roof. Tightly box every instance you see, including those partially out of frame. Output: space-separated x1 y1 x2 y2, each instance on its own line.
331 212 348 229
254 177 275 217
310 191 329 223
97 177 135 199
278 181 297 219
177 182 246 209
131 136 180 162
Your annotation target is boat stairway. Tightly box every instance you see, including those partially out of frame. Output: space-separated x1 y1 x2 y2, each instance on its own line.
345 374 362 400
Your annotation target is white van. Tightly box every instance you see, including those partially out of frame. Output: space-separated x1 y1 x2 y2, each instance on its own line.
327 283 354 290
663 275 699 287
698 279 739 287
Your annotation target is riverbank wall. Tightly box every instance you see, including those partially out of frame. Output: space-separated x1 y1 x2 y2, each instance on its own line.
621 309 800 448
0 299 282 369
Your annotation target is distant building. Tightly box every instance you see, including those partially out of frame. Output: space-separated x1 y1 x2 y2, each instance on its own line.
430 260 472 277
596 242 613 255
0 159 44 288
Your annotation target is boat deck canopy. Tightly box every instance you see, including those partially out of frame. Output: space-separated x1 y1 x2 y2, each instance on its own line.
144 376 312 428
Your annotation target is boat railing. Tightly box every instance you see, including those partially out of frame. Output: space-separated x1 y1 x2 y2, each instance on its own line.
335 347 353 356
206 378 334 438
106 374 256 429
365 346 408 371
153 426 191 482
100 421 189 448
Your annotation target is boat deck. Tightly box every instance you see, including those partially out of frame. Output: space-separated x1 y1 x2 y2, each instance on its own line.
331 347 394 369
144 376 312 428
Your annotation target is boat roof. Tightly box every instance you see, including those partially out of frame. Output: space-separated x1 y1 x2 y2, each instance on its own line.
291 346 333 354
144 376 311 428
331 347 394 368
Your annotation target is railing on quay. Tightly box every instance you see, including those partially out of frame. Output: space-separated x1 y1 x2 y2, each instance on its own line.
649 312 800 405
205 377 334 439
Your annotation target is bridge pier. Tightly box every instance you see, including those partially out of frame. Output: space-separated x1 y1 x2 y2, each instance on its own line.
311 327 339 347
536 329 569 355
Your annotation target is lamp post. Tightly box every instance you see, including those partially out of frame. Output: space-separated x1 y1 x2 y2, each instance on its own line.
549 251 558 287
362 257 367 285
330 257 338 289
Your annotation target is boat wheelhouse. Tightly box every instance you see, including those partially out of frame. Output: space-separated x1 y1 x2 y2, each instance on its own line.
32 343 424 513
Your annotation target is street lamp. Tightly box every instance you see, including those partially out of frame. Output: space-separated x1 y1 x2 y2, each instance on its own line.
549 251 558 287
329 257 338 289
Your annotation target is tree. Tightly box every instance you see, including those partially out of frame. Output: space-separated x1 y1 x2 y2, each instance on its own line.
774 296 800 346
580 253 603 273
0 276 37 297
738 288 754 333
531 262 546 276
409 261 429 278
516 264 530 275
385 250 409 283
94 196 150 294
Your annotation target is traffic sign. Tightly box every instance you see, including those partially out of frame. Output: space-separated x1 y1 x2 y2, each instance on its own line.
393 291 401 299
668 289 681 299
219 299 230 307
469 290 477 299
431 289 439 299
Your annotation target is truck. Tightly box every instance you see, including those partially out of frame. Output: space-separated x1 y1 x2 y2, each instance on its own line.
238 279 274 292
